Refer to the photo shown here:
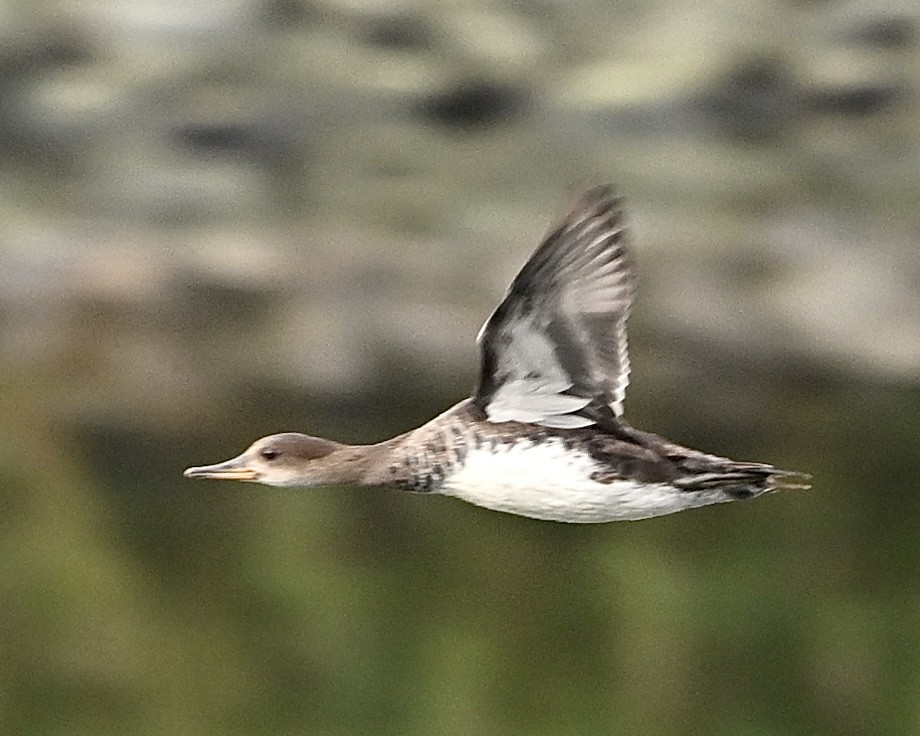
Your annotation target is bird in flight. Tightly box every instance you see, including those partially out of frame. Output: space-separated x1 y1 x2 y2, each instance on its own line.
185 186 809 522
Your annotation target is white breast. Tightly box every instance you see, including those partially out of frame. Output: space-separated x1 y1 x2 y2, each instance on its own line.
439 439 729 523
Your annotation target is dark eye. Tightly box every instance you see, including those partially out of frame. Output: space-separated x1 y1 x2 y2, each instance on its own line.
260 448 280 461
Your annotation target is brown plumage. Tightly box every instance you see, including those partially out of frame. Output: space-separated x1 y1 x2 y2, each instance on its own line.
185 186 809 523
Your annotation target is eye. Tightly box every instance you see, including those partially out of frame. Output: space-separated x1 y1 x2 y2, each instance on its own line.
260 448 280 461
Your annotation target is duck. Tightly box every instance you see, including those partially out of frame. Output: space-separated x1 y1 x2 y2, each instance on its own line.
184 186 809 522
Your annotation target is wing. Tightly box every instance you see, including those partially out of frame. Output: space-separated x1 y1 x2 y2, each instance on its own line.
473 185 635 428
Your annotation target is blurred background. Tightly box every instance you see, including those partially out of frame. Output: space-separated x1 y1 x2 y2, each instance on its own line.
1 0 919 734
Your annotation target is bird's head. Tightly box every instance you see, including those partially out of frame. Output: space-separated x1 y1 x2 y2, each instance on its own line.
184 433 345 488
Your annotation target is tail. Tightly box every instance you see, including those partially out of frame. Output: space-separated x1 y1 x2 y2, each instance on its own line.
766 468 812 492
674 464 811 499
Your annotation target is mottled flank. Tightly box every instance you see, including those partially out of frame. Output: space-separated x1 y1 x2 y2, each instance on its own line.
359 400 808 522
185 186 810 523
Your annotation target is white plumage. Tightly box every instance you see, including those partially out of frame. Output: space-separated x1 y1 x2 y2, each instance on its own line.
440 439 730 523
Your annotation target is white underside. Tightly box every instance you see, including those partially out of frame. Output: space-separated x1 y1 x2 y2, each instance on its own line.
439 439 730 523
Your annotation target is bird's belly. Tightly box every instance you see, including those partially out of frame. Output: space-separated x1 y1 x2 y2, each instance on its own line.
439 440 729 523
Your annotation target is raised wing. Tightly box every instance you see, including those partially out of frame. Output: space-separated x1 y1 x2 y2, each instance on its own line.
473 186 635 428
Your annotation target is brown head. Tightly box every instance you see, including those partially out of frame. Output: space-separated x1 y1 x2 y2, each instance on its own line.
183 433 363 488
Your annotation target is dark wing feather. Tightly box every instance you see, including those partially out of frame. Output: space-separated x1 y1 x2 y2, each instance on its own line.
473 186 635 428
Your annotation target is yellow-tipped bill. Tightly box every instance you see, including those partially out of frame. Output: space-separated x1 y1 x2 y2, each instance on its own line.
183 456 260 482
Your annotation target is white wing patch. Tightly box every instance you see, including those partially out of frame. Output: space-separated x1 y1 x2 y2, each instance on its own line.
486 383 592 427
481 321 592 427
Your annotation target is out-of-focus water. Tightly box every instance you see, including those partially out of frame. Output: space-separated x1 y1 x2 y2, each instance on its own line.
1 1 919 734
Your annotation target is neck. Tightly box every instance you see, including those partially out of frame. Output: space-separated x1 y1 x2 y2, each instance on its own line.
302 443 380 487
